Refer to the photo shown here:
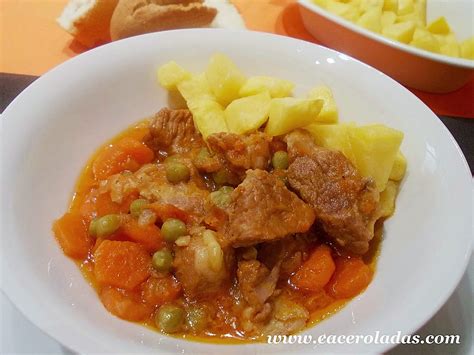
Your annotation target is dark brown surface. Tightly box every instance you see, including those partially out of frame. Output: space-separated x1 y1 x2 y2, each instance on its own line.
1 73 473 173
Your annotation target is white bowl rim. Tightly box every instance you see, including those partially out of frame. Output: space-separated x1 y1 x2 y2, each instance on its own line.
1 28 473 353
298 0 474 69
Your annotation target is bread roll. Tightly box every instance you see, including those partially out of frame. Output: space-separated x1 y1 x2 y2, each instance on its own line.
57 0 119 48
110 0 217 41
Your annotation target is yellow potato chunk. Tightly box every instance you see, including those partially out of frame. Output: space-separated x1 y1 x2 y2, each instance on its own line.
304 123 356 164
397 0 414 16
189 98 228 138
427 16 451 35
410 28 441 53
358 0 384 13
177 74 228 138
326 0 361 22
206 53 246 107
460 37 474 60
414 0 426 26
348 124 404 191
312 0 329 7
381 11 397 28
440 41 460 57
157 61 191 90
307 85 339 123
239 76 295 98
383 0 398 12
382 21 416 43
178 72 213 100
225 92 271 134
377 180 399 218
389 150 407 181
357 8 382 33
265 98 323 136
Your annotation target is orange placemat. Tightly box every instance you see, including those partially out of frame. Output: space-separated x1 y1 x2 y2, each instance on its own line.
1 0 473 118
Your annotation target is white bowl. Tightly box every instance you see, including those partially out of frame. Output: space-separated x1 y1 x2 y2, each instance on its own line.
1 29 472 354
298 0 474 93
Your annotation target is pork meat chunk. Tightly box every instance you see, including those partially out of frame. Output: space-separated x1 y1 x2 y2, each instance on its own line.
207 132 272 183
286 129 379 254
146 108 204 155
221 169 316 247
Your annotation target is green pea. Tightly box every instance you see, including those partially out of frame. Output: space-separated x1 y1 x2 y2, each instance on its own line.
219 186 234 194
155 304 185 333
129 199 148 217
210 190 232 209
166 162 190 183
196 148 211 163
186 306 208 333
164 155 180 164
95 214 121 238
88 218 99 237
272 151 289 170
161 218 187 242
212 170 228 185
152 249 173 272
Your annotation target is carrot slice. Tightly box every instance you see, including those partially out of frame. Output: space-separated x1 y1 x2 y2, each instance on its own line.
116 137 154 164
141 276 182 307
92 137 154 180
53 212 92 259
94 240 151 290
290 244 336 292
100 286 153 321
120 217 164 252
326 257 373 299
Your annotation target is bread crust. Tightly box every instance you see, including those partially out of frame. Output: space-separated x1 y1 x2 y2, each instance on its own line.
60 0 119 48
110 0 217 41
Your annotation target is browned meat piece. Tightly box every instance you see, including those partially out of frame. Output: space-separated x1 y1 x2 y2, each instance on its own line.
237 260 280 310
221 169 316 247
207 132 272 182
258 235 314 279
173 229 234 299
100 162 209 220
146 108 204 155
285 130 379 254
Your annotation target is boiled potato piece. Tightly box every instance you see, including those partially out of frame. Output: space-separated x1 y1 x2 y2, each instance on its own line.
326 0 361 22
377 180 399 218
410 28 441 53
389 150 407 181
348 124 403 191
383 0 398 12
206 53 246 106
178 72 214 100
265 98 323 136
225 92 271 134
382 21 416 43
239 76 295 98
397 0 414 16
440 41 460 57
304 123 356 164
460 37 474 60
307 85 339 123
381 11 397 28
157 61 192 90
189 98 228 138
178 74 228 137
358 0 384 13
427 16 450 35
357 8 382 33
413 0 426 26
